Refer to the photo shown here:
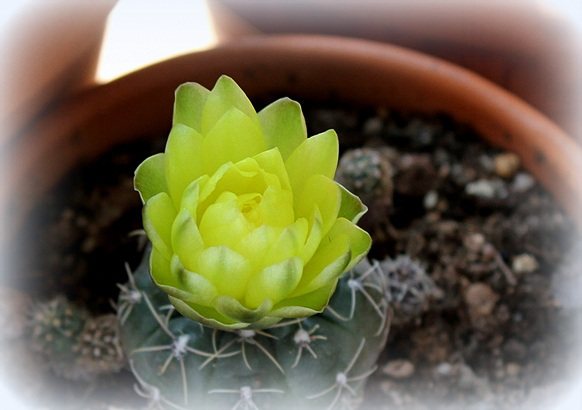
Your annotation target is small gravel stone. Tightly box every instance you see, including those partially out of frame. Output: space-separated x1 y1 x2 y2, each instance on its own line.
464 282 499 317
435 362 454 377
465 179 496 198
423 190 439 209
382 359 415 379
512 253 539 274
494 152 521 179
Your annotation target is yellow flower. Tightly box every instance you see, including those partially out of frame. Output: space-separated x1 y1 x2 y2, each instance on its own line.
135 76 371 329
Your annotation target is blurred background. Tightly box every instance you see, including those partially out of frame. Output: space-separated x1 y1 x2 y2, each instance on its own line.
1 0 581 408
1 0 581 146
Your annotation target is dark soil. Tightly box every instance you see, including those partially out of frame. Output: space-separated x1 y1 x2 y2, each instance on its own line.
4 102 581 409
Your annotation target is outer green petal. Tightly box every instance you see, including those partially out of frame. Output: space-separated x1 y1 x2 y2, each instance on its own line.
197 246 252 301
169 296 246 330
164 124 204 206
326 218 372 271
201 75 261 134
291 234 351 297
270 282 336 318
214 295 272 324
143 192 176 260
171 208 204 271
295 174 341 235
285 129 339 195
167 255 217 305
258 97 307 161
149 246 174 286
134 153 167 203
245 257 303 309
337 183 368 223
201 107 266 176
173 82 210 130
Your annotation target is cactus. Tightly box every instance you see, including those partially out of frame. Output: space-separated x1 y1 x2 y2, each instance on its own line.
378 255 440 325
117 246 391 409
29 295 125 381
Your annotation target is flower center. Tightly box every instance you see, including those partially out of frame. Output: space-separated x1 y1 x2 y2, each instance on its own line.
237 193 262 225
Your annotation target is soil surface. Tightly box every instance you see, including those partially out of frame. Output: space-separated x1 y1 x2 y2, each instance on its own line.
4 102 581 409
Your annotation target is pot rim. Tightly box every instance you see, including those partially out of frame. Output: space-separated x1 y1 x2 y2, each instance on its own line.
3 33 582 230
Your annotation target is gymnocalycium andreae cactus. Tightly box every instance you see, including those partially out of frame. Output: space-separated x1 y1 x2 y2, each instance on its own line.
117 75 393 409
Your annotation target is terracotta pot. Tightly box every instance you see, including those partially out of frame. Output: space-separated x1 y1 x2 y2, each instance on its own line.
2 33 581 410
4 34 581 241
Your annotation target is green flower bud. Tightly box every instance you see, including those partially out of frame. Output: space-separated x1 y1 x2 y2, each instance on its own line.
134 75 371 329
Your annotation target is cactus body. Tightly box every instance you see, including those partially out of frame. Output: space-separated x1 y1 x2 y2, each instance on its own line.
30 296 125 381
118 247 391 409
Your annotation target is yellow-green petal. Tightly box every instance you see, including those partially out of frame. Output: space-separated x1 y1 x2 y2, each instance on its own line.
134 153 167 203
214 158 269 197
245 257 303 309
295 174 341 235
167 255 217 305
252 148 291 192
285 129 338 194
326 218 372 271
255 187 294 228
171 208 204 272
201 75 260 134
291 234 351 297
337 183 368 223
263 218 308 267
149 246 174 286
299 206 323 263
197 163 232 217
270 282 337 318
201 107 266 176
164 124 204 206
180 176 207 222
259 97 307 161
199 192 252 248
197 246 252 301
173 82 210 130
143 192 177 260
233 225 282 270
169 296 245 330
213 295 272 324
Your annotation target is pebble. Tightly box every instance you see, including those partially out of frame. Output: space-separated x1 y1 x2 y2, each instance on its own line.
494 152 521 179
512 253 539 274
362 116 383 136
465 179 496 198
435 362 454 377
511 172 536 193
464 282 499 316
382 359 415 379
423 190 439 210
463 232 486 253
